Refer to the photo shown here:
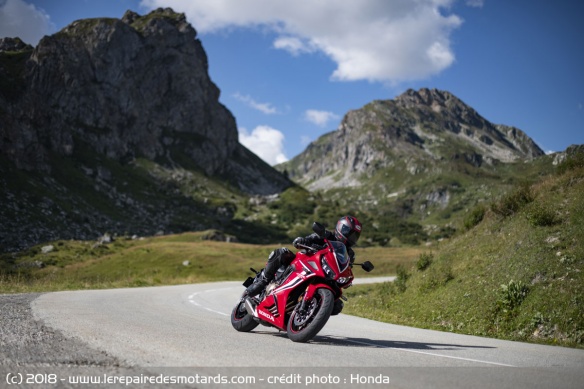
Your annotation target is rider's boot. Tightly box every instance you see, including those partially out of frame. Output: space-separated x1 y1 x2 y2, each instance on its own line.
246 248 292 297
245 274 270 297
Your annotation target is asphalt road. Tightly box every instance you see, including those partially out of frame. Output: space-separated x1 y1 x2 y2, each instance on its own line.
20 279 584 388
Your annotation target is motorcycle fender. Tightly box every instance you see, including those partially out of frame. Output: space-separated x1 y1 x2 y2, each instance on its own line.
303 283 334 301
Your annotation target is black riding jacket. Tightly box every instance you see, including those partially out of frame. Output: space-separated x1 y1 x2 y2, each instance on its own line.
301 231 356 263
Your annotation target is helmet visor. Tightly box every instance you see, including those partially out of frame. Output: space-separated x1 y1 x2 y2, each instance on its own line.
340 224 360 246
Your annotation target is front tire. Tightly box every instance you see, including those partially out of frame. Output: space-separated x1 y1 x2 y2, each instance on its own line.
287 288 334 343
231 298 259 332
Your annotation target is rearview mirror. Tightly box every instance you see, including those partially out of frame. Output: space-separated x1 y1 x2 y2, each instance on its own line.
312 222 326 238
361 261 374 272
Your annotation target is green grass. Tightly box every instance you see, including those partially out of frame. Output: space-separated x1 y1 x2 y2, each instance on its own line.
129 9 186 34
0 231 423 294
343 160 584 348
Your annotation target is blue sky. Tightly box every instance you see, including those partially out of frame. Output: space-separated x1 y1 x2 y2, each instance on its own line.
1 0 582 165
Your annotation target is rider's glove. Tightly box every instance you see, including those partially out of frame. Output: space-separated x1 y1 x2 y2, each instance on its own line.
293 237 306 249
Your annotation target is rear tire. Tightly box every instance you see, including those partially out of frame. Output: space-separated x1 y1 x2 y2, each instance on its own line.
287 288 334 343
231 298 259 332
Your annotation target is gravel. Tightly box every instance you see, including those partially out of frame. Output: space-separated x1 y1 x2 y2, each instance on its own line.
0 293 123 367
0 293 160 388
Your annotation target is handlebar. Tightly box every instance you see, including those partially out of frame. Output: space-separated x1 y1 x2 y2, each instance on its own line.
295 243 318 252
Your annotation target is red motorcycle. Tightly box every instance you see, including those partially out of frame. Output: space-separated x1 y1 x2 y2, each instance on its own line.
230 222 374 343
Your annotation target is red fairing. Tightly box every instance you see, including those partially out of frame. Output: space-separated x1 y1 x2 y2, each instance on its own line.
254 239 354 331
231 233 373 342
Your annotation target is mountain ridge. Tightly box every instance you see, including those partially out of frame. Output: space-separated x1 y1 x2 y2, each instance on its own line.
279 88 544 191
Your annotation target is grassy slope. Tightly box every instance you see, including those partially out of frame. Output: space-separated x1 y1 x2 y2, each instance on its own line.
343 160 584 348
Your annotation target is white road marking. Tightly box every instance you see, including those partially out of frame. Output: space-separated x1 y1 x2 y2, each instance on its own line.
188 289 230 316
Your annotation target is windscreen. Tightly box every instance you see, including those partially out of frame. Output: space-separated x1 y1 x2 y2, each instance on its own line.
330 241 350 271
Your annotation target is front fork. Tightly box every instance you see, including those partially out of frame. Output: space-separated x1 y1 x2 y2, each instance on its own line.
297 283 336 313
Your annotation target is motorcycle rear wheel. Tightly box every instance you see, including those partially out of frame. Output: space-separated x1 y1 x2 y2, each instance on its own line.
287 288 334 343
231 298 259 332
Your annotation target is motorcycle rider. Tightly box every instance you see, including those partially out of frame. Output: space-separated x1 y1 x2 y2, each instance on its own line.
245 216 362 298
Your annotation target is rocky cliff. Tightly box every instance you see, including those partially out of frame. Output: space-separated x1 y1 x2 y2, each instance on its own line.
280 88 545 191
0 9 293 252
0 8 291 194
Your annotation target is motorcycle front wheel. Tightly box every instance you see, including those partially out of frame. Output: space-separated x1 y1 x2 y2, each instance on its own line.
231 297 259 332
287 288 334 343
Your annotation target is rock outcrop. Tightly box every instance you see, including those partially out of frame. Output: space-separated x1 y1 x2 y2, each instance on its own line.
0 9 293 252
280 88 545 190
0 8 291 195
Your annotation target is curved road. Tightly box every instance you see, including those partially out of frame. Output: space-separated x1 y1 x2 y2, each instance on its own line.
30 280 584 388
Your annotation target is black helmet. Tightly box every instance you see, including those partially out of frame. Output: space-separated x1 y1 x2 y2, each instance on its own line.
335 216 362 247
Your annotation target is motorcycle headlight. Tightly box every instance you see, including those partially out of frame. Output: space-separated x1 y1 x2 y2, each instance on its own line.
321 257 336 280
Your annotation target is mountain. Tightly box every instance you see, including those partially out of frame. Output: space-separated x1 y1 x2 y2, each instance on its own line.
278 88 550 245
281 88 544 190
0 9 293 252
0 9 291 194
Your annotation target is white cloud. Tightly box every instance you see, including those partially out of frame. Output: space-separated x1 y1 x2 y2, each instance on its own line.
466 0 484 8
304 109 339 127
273 36 315 56
239 125 288 165
140 0 463 83
233 92 278 115
0 0 55 45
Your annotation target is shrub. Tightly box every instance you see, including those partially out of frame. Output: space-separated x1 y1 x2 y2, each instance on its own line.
526 203 558 227
498 280 529 312
268 187 316 225
464 205 486 230
416 252 433 271
491 183 534 217
433 226 457 240
394 264 410 293
418 259 454 292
